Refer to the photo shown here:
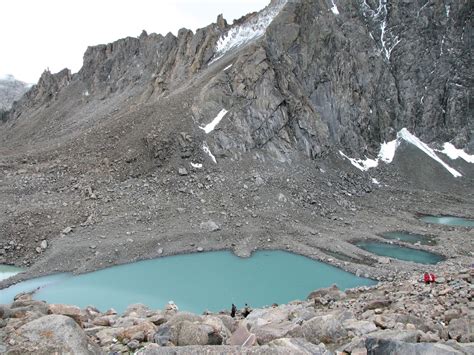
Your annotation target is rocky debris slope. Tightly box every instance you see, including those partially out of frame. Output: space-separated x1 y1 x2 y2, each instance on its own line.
0 75 30 113
1 268 472 354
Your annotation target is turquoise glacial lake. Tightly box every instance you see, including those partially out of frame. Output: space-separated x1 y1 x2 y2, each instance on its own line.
381 231 436 246
420 215 474 227
0 265 23 282
0 251 376 313
356 242 444 265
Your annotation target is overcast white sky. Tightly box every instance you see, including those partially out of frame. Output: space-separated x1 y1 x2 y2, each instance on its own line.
0 0 269 84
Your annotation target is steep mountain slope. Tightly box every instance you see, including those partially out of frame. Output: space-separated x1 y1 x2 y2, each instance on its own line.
0 0 472 280
0 75 30 112
1 0 471 159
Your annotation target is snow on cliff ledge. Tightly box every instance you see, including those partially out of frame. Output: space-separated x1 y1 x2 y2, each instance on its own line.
340 128 467 178
211 0 288 63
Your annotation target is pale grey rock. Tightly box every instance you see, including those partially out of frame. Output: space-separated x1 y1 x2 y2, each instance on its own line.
448 318 471 342
343 319 378 336
365 338 463 355
200 220 220 232
9 314 101 354
268 338 332 354
301 313 348 344
367 329 421 343
177 320 209 346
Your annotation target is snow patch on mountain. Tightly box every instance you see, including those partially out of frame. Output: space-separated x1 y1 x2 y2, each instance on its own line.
210 0 288 63
397 129 461 177
340 128 462 177
438 143 474 163
371 178 380 185
202 142 217 164
339 151 378 171
330 0 340 15
200 109 228 134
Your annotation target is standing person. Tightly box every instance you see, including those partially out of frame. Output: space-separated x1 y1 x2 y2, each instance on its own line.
242 303 251 318
230 303 237 318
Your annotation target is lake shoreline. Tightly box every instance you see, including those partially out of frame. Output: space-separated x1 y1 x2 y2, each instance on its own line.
2 267 472 354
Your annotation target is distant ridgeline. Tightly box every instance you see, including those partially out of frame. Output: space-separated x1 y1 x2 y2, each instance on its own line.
0 75 31 113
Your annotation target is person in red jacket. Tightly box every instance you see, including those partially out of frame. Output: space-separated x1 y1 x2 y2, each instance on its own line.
429 273 436 283
423 272 431 283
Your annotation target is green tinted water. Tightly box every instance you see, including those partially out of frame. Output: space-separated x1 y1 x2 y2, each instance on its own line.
0 265 23 282
420 216 474 227
356 242 444 265
0 273 70 304
381 231 436 246
0 251 376 313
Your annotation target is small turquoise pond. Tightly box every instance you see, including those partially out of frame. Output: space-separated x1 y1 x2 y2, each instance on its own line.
0 251 376 313
0 265 23 282
420 215 474 227
356 242 444 265
381 231 436 246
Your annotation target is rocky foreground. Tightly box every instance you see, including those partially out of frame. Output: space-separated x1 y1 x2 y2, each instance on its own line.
1 267 472 354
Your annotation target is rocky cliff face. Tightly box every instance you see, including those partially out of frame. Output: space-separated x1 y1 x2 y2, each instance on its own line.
197 0 472 160
2 0 471 161
0 75 30 113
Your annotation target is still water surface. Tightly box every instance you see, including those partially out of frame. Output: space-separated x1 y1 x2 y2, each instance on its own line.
381 231 436 246
420 216 474 227
356 242 444 265
1 251 376 313
0 265 23 282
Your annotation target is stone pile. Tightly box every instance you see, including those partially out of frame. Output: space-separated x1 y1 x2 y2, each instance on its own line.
1 268 472 354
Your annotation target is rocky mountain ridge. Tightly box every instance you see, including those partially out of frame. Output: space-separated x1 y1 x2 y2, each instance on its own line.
1 0 472 163
0 75 30 113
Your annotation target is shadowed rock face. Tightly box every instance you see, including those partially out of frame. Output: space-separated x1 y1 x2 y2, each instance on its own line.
1 0 471 160
207 0 471 159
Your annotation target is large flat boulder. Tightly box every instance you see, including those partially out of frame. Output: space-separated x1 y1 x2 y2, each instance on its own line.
366 329 421 343
177 320 209 346
252 321 301 344
365 338 463 355
301 313 348 344
7 314 102 354
139 342 327 354
48 303 83 325
268 338 331 354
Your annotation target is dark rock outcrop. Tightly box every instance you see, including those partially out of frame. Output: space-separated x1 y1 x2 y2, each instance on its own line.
199 0 472 160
